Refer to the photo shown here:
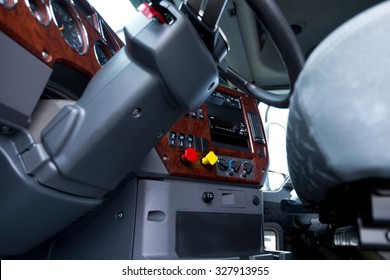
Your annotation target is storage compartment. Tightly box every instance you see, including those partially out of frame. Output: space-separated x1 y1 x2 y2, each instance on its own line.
133 179 264 259
176 212 262 258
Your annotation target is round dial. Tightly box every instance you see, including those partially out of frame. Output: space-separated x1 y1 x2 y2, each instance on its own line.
1 0 18 9
242 161 254 175
25 0 52 26
101 20 121 50
73 0 97 29
217 158 228 171
51 0 89 54
94 39 114 66
229 159 242 173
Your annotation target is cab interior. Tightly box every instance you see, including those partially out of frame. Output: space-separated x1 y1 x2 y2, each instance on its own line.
1 0 389 260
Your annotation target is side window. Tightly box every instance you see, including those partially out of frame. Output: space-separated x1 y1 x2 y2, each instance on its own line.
259 101 289 191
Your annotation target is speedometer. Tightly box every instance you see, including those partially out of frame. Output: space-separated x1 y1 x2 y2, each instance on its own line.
50 0 89 55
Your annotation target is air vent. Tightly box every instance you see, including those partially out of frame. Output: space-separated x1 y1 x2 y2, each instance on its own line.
247 112 265 144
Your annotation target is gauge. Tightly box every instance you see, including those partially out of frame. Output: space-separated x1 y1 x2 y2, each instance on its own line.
73 0 99 31
24 0 52 26
50 0 89 55
101 20 121 51
94 39 114 66
1 0 18 9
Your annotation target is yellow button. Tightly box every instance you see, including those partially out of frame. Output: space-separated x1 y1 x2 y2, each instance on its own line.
201 151 218 166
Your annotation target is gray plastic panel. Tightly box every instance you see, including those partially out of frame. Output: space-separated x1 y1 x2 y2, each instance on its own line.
38 3 218 198
28 100 76 143
40 50 181 197
0 118 35 154
0 134 102 255
48 179 138 260
0 31 52 127
134 148 169 178
125 2 219 111
133 179 263 259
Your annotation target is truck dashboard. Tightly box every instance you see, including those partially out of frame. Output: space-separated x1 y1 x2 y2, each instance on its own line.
1 0 389 261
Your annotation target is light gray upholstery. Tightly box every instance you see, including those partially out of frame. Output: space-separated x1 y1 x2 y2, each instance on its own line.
287 1 390 203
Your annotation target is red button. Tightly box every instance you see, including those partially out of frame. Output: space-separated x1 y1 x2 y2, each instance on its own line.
181 148 198 163
137 3 166 24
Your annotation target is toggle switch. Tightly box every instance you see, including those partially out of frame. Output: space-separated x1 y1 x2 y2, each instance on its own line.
180 148 198 162
201 151 218 165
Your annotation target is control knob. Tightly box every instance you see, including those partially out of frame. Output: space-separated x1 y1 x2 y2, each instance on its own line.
229 160 242 173
201 151 218 165
242 161 254 175
217 158 228 171
180 148 198 162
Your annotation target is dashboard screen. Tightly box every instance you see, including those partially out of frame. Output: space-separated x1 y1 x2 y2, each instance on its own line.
206 91 250 151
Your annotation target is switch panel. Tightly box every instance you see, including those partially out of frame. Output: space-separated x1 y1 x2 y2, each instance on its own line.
155 85 269 186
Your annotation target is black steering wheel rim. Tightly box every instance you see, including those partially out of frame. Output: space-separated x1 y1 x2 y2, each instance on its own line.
219 0 305 108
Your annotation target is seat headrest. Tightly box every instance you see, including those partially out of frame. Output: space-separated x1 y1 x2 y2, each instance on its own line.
287 1 390 203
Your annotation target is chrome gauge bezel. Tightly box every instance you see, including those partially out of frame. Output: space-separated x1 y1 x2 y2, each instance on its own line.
24 0 52 26
50 0 89 55
72 0 101 33
1 0 18 9
93 39 115 67
100 19 121 51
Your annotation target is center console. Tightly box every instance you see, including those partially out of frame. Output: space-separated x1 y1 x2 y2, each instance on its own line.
19 87 269 260
154 85 269 186
131 85 269 259
16 85 269 260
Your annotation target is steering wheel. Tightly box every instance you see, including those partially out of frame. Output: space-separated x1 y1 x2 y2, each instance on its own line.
219 0 305 108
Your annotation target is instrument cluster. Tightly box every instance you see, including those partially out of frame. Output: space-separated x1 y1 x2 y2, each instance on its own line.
0 0 124 77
